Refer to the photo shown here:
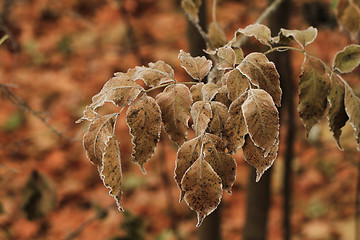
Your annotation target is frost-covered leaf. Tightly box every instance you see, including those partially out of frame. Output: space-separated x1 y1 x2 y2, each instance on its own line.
217 46 236 70
175 136 202 202
337 2 360 39
327 75 348 150
223 92 248 153
90 73 143 110
222 68 249 101
238 52 282 106
214 85 231 107
126 95 162 173
279 27 318 48
203 134 236 194
208 22 227 48
83 114 117 166
242 135 279 182
208 101 229 136
181 0 202 23
132 60 175 87
233 47 244 65
191 82 205 102
242 89 279 156
181 155 222 227
236 24 272 46
298 57 330 135
100 135 123 211
344 84 360 151
191 101 212 136
179 50 213 81
77 106 98 123
202 83 218 101
333 44 360 73
156 84 192 146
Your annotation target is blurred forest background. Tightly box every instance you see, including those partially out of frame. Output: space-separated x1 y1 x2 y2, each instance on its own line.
0 0 359 239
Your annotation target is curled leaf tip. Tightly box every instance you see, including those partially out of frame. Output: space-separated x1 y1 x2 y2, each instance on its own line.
256 172 264 182
196 212 206 227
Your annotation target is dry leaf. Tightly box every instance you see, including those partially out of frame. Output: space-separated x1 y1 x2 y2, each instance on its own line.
242 89 279 156
236 23 272 46
77 106 98 123
298 57 330 135
132 60 175 87
223 92 248 154
100 135 123 211
202 82 218 101
242 135 279 182
208 22 227 48
214 85 231 107
279 27 318 48
333 44 360 73
83 114 117 166
175 136 202 202
327 75 348 150
90 72 143 110
337 2 360 39
179 50 213 81
191 82 205 102
222 68 249 101
181 0 202 23
156 84 192 146
181 155 222 227
344 84 360 151
217 46 236 70
126 95 162 174
208 101 229 136
203 133 236 194
238 52 282 106
233 47 244 65
191 101 212 136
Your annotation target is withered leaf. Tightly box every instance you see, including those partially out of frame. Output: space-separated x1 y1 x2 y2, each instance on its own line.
100 135 123 211
338 2 360 40
175 136 202 202
236 24 272 46
179 50 212 81
242 89 279 156
238 52 282 106
242 135 279 182
208 101 229 136
223 92 248 154
217 46 236 70
126 95 162 174
202 83 218 101
77 106 98 123
208 22 228 49
181 0 202 23
191 82 205 102
132 60 175 87
214 85 231 107
90 73 143 110
191 101 212 136
333 44 360 73
298 57 330 135
223 68 249 101
83 114 117 166
156 84 192 146
233 47 244 65
203 134 236 194
344 84 360 151
181 155 222 227
327 75 348 150
279 27 318 48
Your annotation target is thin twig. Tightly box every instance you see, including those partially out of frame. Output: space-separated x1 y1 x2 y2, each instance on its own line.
184 12 211 47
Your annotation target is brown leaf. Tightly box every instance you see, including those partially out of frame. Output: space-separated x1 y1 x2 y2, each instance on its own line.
191 101 212 136
233 47 244 65
337 2 360 39
181 0 202 23
208 101 229 136
175 136 202 202
327 75 348 150
298 57 330 134
214 85 231 107
238 52 282 106
126 95 162 173
222 68 249 101
202 83 218 101
217 46 236 70
208 22 227 48
83 114 117 166
90 72 143 110
181 155 222 227
279 27 318 48
333 44 360 73
178 50 213 81
191 82 205 102
156 84 192 146
203 134 236 194
223 92 248 153
242 89 279 156
77 106 98 123
100 135 123 211
344 84 360 151
243 135 279 182
132 60 175 87
236 23 272 46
